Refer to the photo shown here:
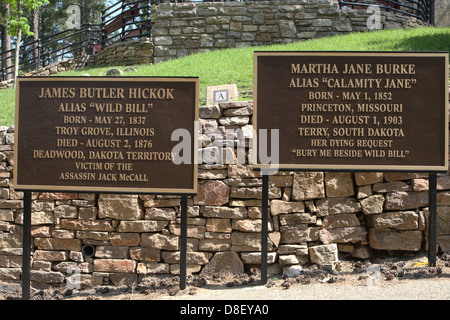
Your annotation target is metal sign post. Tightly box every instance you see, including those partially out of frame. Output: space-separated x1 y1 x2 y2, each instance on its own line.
428 173 437 267
179 196 188 289
21 192 32 300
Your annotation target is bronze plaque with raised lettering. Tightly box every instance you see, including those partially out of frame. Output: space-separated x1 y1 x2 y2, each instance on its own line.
14 77 198 194
254 52 449 171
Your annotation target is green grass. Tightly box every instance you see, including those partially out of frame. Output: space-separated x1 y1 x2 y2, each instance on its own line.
0 87 15 126
1 27 449 126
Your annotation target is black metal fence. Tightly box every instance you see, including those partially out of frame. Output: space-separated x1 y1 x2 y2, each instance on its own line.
1 0 434 82
1 23 102 81
100 0 152 49
338 0 433 24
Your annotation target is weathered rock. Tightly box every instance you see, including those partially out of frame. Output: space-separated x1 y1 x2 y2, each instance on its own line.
231 232 262 251
0 268 21 280
368 211 418 230
30 270 65 284
227 164 259 178
322 213 360 229
230 186 281 199
278 213 316 225
33 250 69 261
384 192 428 210
194 180 229 206
232 219 262 232
240 252 276 264
61 219 114 231
0 233 22 248
106 68 123 76
76 231 108 241
373 181 410 193
360 194 385 215
129 247 160 262
201 252 244 275
350 246 370 259
280 225 320 243
437 235 450 253
136 262 170 274
98 194 143 220
140 233 179 250
95 246 129 259
201 206 247 219
368 229 422 251
109 233 141 246
145 207 176 221
206 218 232 233
318 226 367 244
309 244 339 265
316 197 361 217
34 238 82 251
292 172 325 200
16 211 54 225
325 172 354 197
117 221 168 232
354 172 383 186
270 200 304 215
161 251 210 265
199 105 221 119
279 254 301 266
423 206 450 236
198 239 231 251
282 265 302 278
94 259 136 273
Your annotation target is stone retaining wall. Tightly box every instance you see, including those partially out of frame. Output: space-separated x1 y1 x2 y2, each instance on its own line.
94 38 154 67
0 94 449 291
152 0 425 63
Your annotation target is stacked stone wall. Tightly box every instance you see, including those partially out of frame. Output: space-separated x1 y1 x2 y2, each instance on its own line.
94 38 154 67
152 0 425 63
0 90 449 290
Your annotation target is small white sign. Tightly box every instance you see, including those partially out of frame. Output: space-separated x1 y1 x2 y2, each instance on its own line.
206 84 238 105
214 90 229 103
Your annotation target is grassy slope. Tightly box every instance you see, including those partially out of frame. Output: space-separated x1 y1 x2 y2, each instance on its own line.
1 27 449 126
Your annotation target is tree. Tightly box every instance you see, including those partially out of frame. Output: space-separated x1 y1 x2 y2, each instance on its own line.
0 2 12 80
5 0 49 86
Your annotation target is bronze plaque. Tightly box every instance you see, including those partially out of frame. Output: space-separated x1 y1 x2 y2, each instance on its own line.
254 52 449 171
14 77 198 194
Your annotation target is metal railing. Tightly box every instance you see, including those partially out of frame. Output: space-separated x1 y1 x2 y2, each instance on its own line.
1 23 101 81
338 0 433 24
100 0 152 49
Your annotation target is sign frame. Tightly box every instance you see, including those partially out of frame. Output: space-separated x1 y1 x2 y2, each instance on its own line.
13 76 199 195
253 51 449 173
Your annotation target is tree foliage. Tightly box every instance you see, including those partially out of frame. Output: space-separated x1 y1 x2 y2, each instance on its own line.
4 0 49 37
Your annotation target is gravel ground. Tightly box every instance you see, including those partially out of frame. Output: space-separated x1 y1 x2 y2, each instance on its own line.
2 253 449 301
159 278 450 300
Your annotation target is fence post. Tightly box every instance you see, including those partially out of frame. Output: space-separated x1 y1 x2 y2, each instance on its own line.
86 22 91 55
121 1 126 42
147 0 152 38
101 9 106 49
36 39 41 70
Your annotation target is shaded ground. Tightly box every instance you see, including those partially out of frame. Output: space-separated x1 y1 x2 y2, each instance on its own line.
1 252 449 301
